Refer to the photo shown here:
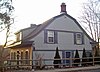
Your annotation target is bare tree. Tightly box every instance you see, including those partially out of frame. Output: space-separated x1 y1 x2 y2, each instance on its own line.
80 0 100 42
79 0 100 57
0 0 14 47
0 0 14 72
0 46 10 72
35 53 45 69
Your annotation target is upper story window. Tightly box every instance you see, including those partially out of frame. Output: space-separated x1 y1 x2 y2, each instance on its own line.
74 33 84 45
76 33 82 44
47 31 54 43
16 32 21 42
44 30 58 44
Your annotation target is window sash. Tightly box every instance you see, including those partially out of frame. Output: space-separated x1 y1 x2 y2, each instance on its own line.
76 33 81 39
44 30 58 44
16 32 22 41
76 39 82 44
48 37 54 43
48 31 54 37
74 33 84 44
47 31 54 43
76 33 82 44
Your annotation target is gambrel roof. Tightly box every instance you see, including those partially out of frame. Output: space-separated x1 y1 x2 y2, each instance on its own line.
23 13 94 42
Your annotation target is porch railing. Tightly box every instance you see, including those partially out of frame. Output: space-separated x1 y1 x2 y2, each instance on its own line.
1 56 100 70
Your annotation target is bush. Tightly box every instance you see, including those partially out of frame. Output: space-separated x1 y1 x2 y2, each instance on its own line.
0 46 10 72
82 48 87 66
87 52 93 66
94 49 100 65
53 47 61 68
74 49 80 66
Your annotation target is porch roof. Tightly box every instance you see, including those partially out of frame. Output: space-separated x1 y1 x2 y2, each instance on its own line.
8 41 33 48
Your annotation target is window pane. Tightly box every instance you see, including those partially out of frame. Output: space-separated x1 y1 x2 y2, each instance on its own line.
44 30 58 44
76 39 82 44
48 37 54 42
48 31 54 37
77 34 81 39
16 32 21 41
47 31 54 43
76 33 82 44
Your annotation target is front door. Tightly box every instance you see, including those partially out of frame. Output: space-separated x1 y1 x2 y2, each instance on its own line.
62 51 71 66
65 52 71 65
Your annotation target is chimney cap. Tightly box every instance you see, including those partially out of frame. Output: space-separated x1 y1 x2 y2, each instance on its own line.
61 2 66 5
61 2 67 13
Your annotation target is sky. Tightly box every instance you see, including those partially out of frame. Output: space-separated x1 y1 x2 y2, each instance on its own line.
0 0 88 45
13 0 87 31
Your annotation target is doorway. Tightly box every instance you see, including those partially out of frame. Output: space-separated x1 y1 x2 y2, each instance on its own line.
62 51 72 66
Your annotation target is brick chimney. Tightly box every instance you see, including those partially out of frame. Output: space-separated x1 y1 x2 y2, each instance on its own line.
61 3 67 13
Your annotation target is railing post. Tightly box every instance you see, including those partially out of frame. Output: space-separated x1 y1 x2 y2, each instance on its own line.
93 55 94 66
9 59 11 72
92 50 94 66
70 58 72 67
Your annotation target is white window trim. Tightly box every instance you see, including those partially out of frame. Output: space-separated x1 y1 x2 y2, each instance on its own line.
16 32 22 42
76 33 82 44
74 33 84 45
47 31 54 43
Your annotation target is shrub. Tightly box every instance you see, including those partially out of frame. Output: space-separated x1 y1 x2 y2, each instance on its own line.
35 53 45 70
74 49 80 66
0 46 10 72
88 52 93 66
82 48 87 66
94 49 100 65
53 47 61 68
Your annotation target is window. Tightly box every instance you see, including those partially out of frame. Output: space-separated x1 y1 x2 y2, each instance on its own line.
16 32 21 42
25 51 29 64
74 33 84 45
47 31 54 43
76 33 82 44
44 30 58 44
